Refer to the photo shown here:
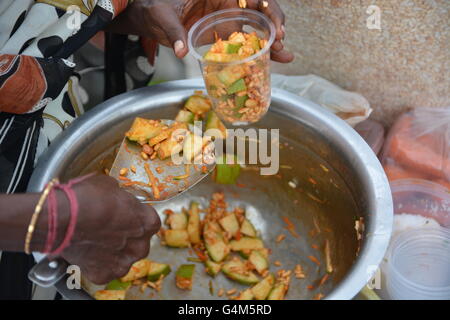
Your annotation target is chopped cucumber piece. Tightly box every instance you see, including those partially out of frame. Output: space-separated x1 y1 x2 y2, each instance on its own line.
106 279 131 291
239 248 270 259
251 274 275 300
175 110 194 124
184 95 211 115
176 264 195 290
217 66 246 86
229 32 246 43
225 42 242 54
147 262 171 281
214 154 241 184
248 250 269 275
227 78 247 94
222 259 259 285
94 290 126 300
164 229 190 248
236 289 254 300
219 213 240 237
176 264 195 278
120 259 151 282
204 52 240 63
148 122 188 146
187 202 201 244
166 212 188 230
157 137 183 160
234 95 248 110
267 283 287 300
182 133 203 162
205 111 227 139
125 117 163 143
205 260 222 277
240 218 257 237
247 33 261 52
203 222 229 262
229 237 264 252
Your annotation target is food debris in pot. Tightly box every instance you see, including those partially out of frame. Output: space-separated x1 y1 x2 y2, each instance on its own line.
94 193 331 300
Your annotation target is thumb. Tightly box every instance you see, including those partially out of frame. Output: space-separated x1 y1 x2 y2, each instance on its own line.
160 7 188 59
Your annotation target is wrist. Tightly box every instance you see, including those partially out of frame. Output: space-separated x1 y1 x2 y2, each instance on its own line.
30 189 70 253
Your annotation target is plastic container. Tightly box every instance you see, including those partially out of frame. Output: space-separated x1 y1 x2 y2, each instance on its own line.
390 179 450 228
354 119 385 156
381 109 450 190
188 9 275 125
386 227 450 300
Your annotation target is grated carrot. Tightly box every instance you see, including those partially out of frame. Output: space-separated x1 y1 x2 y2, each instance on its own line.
308 255 321 266
144 163 160 199
282 216 300 238
319 274 329 286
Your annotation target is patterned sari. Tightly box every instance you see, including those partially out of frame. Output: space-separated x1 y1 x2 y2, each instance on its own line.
0 0 157 299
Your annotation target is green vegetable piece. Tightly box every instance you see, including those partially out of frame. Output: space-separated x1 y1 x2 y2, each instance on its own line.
204 52 240 63
217 66 245 86
175 110 194 124
184 95 211 115
205 260 222 277
229 237 264 251
251 274 275 300
227 79 247 94
236 289 254 300
219 213 240 237
164 229 190 247
204 222 229 262
267 283 287 300
248 250 269 275
225 42 242 54
147 262 171 282
214 154 241 184
234 95 248 110
187 202 201 244
106 279 131 291
205 111 227 139
166 212 188 230
222 259 259 285
240 218 257 237
176 264 195 279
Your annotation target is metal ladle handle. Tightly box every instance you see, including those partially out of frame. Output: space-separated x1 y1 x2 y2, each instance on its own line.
28 257 69 288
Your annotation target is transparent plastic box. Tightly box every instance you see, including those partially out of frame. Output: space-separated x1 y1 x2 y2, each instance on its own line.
188 9 275 126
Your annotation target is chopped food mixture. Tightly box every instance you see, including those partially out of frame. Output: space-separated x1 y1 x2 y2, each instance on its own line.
94 193 321 301
203 31 271 124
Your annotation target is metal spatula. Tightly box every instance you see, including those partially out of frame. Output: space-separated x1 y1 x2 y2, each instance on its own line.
109 120 215 203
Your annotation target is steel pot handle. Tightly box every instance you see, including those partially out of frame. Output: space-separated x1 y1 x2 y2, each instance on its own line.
28 257 69 288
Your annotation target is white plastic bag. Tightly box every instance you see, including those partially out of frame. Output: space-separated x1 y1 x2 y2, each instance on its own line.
272 74 372 127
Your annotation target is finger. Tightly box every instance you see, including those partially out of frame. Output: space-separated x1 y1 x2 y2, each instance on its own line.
134 203 161 238
270 49 294 63
247 0 285 40
114 237 151 279
271 40 283 52
150 5 188 58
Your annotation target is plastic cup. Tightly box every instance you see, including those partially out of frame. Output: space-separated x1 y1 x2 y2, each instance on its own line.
188 9 276 126
386 227 450 300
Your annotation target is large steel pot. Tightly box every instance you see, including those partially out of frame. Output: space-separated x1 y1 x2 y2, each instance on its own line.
28 79 392 300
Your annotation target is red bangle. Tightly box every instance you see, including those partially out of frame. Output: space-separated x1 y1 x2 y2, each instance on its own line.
44 173 95 256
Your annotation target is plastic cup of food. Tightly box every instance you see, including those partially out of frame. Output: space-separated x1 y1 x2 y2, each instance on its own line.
188 8 276 126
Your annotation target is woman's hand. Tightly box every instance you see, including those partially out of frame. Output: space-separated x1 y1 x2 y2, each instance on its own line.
58 175 161 284
107 0 294 63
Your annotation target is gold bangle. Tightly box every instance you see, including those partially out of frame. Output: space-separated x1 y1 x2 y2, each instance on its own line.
24 178 59 254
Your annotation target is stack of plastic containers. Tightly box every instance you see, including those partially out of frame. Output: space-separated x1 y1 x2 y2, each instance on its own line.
380 108 450 300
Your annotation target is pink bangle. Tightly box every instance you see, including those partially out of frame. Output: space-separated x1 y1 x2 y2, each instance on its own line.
44 173 95 256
